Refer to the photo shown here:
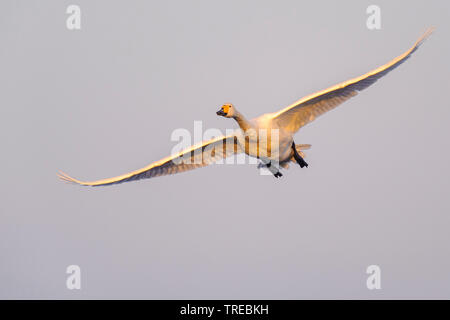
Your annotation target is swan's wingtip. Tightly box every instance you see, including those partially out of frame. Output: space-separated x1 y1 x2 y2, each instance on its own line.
420 26 435 42
57 170 86 186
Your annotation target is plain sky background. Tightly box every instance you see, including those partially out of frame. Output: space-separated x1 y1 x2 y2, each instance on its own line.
1 0 449 299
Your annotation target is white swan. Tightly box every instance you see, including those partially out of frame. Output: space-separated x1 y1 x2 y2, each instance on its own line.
58 28 433 186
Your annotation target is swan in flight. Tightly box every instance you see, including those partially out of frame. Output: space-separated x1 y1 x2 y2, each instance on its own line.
58 28 433 186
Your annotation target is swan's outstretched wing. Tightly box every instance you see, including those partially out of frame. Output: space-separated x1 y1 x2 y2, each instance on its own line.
58 135 241 186
272 28 434 133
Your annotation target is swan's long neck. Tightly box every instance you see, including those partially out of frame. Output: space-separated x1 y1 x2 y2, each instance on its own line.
232 110 251 132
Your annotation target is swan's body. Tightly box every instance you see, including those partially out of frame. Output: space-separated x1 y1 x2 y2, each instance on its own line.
231 113 299 170
58 29 433 186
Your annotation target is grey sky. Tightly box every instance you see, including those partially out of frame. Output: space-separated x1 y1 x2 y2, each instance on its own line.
1 0 449 299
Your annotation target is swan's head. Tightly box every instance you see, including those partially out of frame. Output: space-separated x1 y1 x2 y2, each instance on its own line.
216 103 235 118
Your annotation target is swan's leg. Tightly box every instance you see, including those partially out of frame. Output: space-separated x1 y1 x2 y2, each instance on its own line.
292 142 308 168
266 161 283 178
257 161 266 169
258 160 282 178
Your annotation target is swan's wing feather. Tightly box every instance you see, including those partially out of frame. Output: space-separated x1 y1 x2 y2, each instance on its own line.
58 135 241 186
272 28 433 133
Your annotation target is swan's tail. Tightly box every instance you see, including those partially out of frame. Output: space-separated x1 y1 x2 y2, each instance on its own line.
278 144 312 169
257 144 312 169
293 144 311 159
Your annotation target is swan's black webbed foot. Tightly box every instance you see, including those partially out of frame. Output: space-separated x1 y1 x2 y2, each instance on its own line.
258 161 282 177
292 142 309 168
274 172 283 178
